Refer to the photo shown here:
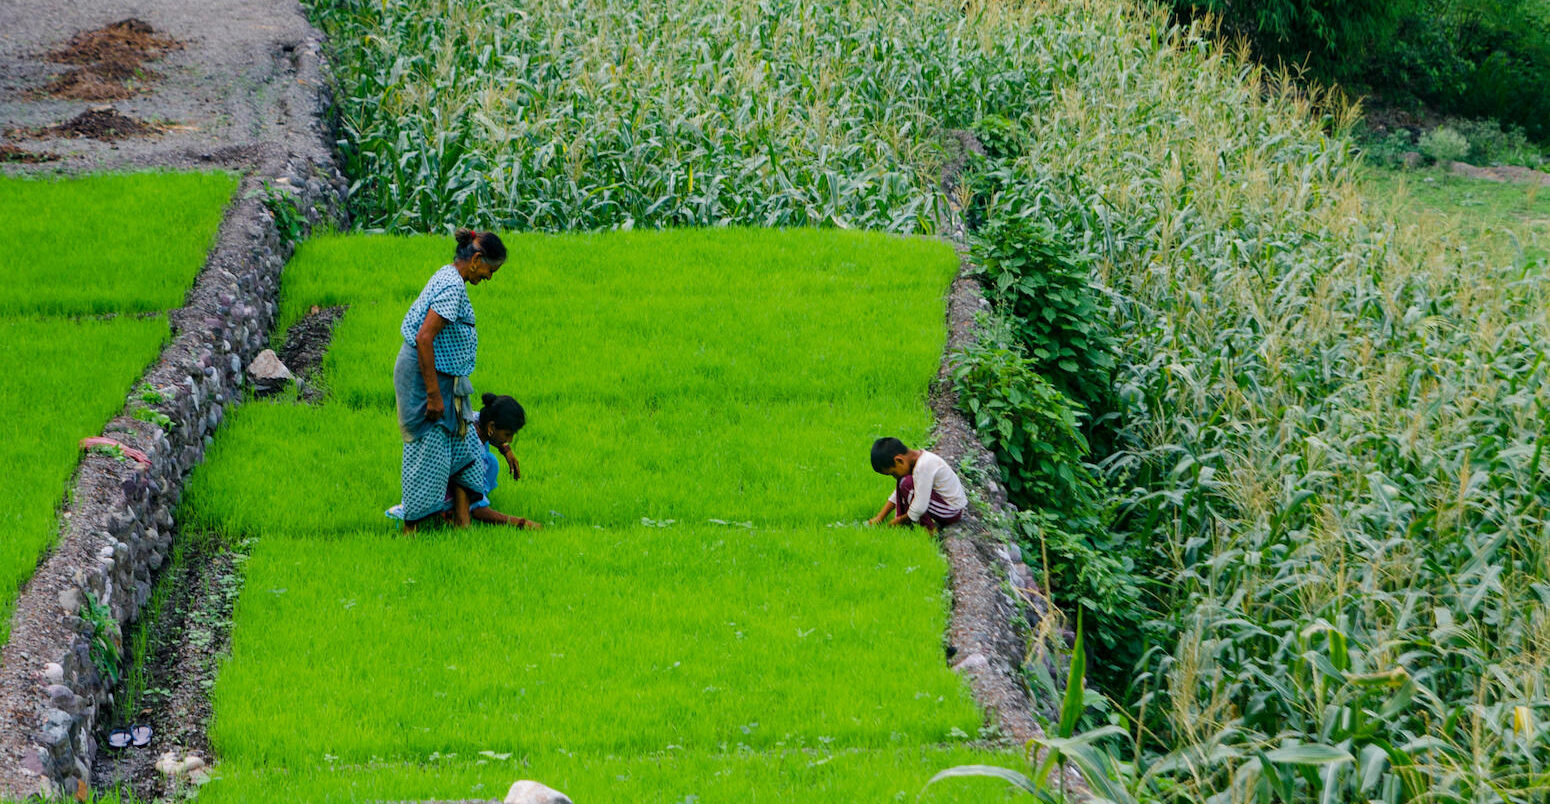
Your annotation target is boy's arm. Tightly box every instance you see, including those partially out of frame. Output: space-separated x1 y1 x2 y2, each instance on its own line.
868 499 896 525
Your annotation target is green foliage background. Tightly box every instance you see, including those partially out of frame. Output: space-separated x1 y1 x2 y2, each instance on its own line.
1173 0 1550 140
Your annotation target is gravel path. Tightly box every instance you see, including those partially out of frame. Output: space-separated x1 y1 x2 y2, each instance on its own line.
0 0 328 172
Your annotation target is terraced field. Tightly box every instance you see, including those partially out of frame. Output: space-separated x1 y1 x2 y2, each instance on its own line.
183 229 1023 801
0 172 235 641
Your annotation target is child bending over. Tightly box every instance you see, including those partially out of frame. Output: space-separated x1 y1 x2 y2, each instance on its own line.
867 437 967 534
389 393 541 529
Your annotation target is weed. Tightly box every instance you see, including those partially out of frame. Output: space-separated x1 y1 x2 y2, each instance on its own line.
82 591 123 686
1418 125 1470 163
131 405 173 429
253 181 306 246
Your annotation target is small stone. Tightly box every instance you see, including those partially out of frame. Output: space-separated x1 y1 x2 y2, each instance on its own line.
154 752 180 776
1006 543 1022 564
248 349 295 395
42 663 64 684
46 685 78 713
1401 150 1424 169
58 588 80 613
42 722 69 748
506 780 574 804
952 652 989 673
21 750 45 776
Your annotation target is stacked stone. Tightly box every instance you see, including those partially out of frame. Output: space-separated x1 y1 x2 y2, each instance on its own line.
11 148 346 798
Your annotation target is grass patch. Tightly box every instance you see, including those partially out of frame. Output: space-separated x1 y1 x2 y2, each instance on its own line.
198 745 1026 803
1359 165 1550 265
0 171 237 315
214 525 974 762
0 316 169 642
184 229 1017 797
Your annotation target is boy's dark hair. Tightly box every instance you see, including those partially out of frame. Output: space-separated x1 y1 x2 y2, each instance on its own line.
480 393 526 432
870 437 909 473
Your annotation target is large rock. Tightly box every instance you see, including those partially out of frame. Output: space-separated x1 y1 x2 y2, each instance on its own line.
247 349 295 395
506 780 574 804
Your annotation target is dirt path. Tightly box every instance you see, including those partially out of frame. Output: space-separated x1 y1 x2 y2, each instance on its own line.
0 0 328 172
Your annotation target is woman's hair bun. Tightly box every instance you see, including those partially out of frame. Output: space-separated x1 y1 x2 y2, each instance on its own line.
481 392 497 406
454 228 476 248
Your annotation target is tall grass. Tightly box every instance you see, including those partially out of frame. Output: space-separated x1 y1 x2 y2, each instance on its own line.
0 172 237 314
184 229 1026 798
942 1 1550 799
304 0 1054 233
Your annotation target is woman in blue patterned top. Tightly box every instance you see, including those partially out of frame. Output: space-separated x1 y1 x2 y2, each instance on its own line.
394 228 506 531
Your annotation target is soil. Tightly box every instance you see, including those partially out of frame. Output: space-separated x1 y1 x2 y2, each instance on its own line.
29 107 160 140
278 304 347 402
40 61 159 101
91 531 244 800
47 19 181 66
0 143 57 163
1448 160 1550 187
0 0 335 175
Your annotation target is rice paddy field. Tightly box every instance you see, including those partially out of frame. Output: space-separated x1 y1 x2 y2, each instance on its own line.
0 172 235 643
181 229 1025 801
295 0 1550 798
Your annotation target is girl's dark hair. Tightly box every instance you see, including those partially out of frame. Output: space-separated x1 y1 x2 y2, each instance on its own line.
454 228 507 264
480 393 526 432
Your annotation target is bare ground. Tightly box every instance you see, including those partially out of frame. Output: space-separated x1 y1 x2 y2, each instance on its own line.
92 531 243 800
0 0 333 174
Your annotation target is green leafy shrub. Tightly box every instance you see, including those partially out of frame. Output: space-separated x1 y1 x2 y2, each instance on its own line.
951 334 1143 655
967 178 1116 417
1355 128 1419 167
1418 124 1470 162
1450 117 1546 166
970 115 1028 160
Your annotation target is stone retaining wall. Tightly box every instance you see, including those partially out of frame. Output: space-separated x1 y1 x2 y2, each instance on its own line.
0 34 347 800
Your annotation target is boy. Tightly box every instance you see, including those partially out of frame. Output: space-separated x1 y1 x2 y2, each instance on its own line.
867 437 967 533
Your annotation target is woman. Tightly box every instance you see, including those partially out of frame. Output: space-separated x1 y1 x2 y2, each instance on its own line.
395 228 506 531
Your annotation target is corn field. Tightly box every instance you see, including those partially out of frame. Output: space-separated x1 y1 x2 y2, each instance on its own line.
310 0 1550 798
311 0 1054 232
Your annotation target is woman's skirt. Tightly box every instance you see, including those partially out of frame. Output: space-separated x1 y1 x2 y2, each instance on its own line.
394 343 486 523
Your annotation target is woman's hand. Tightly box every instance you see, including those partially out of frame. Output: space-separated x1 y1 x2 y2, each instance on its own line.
425 391 445 421
505 451 521 481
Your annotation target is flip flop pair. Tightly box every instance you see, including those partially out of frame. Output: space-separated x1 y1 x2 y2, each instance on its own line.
106 724 152 749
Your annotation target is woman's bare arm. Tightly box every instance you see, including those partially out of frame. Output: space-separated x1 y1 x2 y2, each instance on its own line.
415 310 449 420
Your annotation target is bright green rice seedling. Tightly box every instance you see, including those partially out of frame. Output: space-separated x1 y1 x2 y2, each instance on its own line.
0 172 236 315
0 317 169 642
186 229 1025 798
200 745 1026 803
